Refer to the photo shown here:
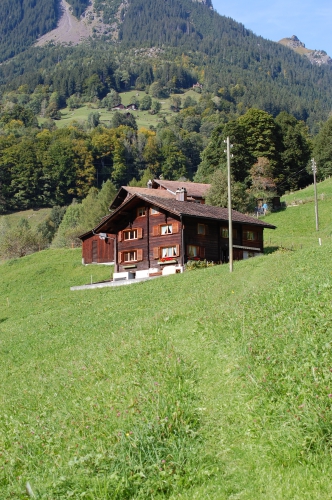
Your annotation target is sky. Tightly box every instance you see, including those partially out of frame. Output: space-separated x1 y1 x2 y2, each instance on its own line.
212 0 332 56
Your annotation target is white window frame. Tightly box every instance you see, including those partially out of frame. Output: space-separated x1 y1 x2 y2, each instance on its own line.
161 246 177 258
123 229 138 240
160 224 173 235
123 251 137 262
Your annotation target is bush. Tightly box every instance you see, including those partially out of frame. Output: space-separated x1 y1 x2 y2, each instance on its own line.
185 259 215 271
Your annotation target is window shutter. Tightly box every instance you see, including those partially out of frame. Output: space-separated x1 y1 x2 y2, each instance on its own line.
153 247 160 259
175 244 180 257
172 222 179 233
137 227 143 239
152 225 159 236
118 252 123 263
199 247 205 258
137 249 143 261
118 231 123 242
205 224 209 235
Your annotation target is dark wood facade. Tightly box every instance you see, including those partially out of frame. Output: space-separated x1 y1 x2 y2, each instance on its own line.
80 233 115 264
116 205 182 272
90 195 275 273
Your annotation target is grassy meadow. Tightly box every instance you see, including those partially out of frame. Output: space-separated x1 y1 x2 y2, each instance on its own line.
39 90 199 130
0 181 332 498
1 208 51 231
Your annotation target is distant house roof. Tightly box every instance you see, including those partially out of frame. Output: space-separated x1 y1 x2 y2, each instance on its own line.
151 179 210 198
110 186 176 209
97 193 276 234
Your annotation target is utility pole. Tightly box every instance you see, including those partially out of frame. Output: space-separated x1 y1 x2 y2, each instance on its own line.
311 158 319 231
224 136 233 272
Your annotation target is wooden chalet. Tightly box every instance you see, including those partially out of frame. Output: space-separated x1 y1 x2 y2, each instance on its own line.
79 180 210 266
91 188 276 278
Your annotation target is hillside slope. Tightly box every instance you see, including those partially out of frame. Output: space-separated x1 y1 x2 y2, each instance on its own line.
0 0 332 128
1 186 332 498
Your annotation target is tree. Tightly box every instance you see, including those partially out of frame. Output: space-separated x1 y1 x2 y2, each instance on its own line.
37 206 67 243
205 169 251 213
275 111 312 190
52 202 82 248
0 218 47 259
97 179 117 214
112 111 137 130
248 157 277 201
139 95 152 110
151 100 161 114
87 112 100 129
196 120 254 183
312 116 332 180
149 82 164 99
101 90 121 110
238 108 281 170
170 96 181 112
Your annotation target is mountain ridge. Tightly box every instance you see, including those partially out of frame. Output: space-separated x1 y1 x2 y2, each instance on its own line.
279 35 332 66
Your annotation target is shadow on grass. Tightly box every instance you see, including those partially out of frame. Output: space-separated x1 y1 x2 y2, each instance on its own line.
0 318 8 324
264 246 280 255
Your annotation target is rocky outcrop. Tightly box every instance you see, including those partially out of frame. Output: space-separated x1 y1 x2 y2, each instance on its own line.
279 35 332 66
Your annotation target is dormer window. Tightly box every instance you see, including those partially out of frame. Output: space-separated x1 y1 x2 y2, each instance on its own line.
137 207 146 217
150 206 160 215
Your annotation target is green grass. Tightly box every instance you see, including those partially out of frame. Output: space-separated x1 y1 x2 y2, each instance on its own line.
262 177 332 250
40 89 198 130
1 208 51 230
1 181 332 498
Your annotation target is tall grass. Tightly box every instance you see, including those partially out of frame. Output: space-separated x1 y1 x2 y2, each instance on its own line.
1 181 332 498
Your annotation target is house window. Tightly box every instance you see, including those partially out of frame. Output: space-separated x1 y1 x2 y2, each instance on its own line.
137 207 146 217
150 206 160 215
161 224 173 235
244 230 256 241
153 222 179 236
197 223 206 235
187 245 205 258
119 249 143 263
221 227 237 238
124 251 137 262
124 229 138 240
161 246 177 258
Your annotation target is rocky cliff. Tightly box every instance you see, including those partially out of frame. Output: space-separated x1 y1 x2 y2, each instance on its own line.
279 35 332 66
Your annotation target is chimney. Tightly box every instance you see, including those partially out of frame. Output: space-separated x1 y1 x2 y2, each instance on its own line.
175 187 187 202
147 179 153 189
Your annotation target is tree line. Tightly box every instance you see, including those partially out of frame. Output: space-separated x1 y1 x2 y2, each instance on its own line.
0 95 320 215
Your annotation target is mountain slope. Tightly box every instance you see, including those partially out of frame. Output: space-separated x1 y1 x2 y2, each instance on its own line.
0 0 332 130
0 0 58 63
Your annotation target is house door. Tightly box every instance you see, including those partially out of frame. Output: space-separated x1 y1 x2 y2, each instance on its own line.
92 240 98 263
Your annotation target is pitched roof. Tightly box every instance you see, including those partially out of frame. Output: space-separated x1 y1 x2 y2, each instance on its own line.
139 194 276 228
123 186 175 199
110 185 176 209
152 179 210 197
96 193 276 232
